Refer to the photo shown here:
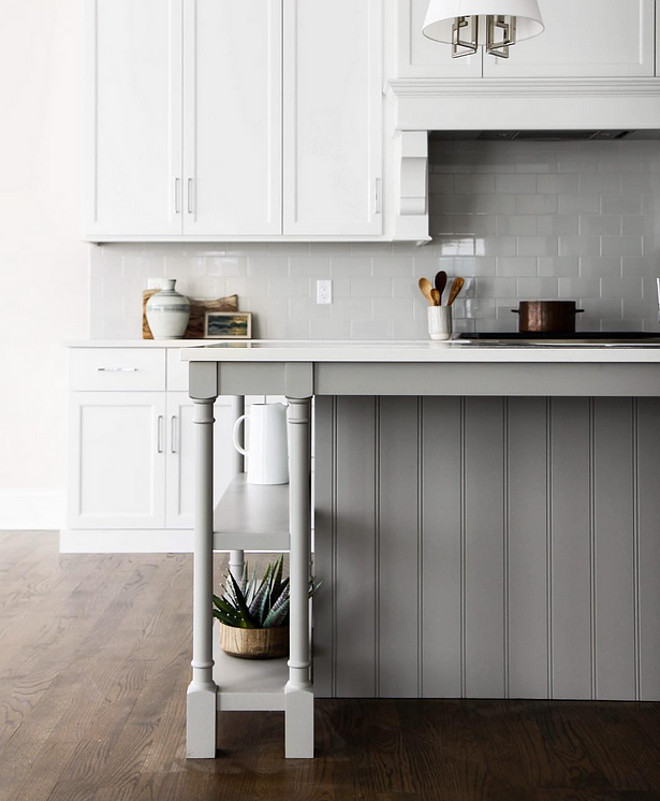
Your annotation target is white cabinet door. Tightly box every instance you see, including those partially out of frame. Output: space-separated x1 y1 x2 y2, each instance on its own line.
395 0 483 78
483 0 655 78
283 0 383 236
165 394 236 528
68 392 166 529
182 0 282 236
84 0 182 238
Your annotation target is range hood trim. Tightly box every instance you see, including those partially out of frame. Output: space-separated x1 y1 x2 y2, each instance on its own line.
389 77 660 133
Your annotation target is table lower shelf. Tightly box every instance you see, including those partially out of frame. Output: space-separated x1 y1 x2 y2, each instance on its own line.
213 475 290 552
212 622 289 711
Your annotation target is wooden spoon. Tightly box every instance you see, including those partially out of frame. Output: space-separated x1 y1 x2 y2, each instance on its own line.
434 271 448 305
430 288 441 306
418 277 434 306
447 276 465 306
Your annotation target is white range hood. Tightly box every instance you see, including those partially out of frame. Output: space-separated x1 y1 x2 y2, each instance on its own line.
389 77 660 133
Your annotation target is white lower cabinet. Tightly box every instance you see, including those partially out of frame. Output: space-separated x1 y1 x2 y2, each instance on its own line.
64 346 237 551
68 392 167 530
67 391 234 534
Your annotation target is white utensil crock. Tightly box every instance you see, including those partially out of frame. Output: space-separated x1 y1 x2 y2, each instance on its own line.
427 306 452 341
232 403 289 485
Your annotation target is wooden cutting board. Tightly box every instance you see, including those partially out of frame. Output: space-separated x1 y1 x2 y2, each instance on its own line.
142 291 238 339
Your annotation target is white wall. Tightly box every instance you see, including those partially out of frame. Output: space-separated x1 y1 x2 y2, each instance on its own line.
0 1 89 527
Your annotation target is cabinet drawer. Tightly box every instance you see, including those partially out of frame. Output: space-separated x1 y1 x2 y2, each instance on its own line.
70 349 166 391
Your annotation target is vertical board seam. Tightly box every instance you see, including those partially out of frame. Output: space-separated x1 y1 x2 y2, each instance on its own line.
331 396 338 698
417 397 424 697
503 398 510 699
460 396 467 698
589 398 598 699
374 397 381 697
632 398 641 700
546 397 554 699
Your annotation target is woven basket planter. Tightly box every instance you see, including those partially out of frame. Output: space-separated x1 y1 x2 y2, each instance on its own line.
219 623 289 659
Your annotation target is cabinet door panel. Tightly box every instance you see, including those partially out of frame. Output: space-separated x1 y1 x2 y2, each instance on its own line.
284 0 382 235
396 0 482 78
68 393 166 529
84 0 182 237
166 394 236 527
183 0 282 235
484 0 655 78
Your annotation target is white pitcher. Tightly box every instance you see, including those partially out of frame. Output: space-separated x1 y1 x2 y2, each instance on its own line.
232 403 289 485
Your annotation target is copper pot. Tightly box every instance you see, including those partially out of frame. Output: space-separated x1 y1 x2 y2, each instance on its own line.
512 301 585 333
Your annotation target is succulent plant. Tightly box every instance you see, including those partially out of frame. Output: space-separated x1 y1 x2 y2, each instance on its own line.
212 555 319 629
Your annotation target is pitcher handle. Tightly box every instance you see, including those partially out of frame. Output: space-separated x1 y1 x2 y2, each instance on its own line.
232 414 247 456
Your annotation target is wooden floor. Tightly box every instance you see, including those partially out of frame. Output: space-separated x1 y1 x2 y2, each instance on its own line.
2 532 660 801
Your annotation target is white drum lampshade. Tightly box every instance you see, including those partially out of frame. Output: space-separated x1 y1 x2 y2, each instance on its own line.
422 0 544 57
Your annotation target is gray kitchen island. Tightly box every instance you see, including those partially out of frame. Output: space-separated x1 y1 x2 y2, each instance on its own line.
181 339 660 759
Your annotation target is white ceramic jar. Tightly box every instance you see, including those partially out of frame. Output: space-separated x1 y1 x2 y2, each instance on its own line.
146 279 191 339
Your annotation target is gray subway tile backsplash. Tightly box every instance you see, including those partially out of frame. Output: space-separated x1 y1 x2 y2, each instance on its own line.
90 140 660 340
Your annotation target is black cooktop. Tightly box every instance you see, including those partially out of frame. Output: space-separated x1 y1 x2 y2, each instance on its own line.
460 331 660 340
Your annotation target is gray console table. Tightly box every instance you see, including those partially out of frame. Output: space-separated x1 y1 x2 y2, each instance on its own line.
181 340 660 759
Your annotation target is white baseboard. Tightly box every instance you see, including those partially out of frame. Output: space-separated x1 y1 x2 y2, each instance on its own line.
0 490 65 530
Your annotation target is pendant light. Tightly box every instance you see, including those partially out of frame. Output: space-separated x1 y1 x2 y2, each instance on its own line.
422 0 544 58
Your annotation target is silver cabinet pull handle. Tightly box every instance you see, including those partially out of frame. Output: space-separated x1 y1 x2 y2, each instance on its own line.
96 367 138 372
374 177 382 215
175 178 181 214
170 415 177 453
187 178 193 214
157 415 164 453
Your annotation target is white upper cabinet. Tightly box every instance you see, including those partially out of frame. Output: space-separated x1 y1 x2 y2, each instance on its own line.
283 0 383 236
84 0 182 238
396 0 482 78
396 0 656 81
84 0 383 241
183 0 282 236
483 0 655 78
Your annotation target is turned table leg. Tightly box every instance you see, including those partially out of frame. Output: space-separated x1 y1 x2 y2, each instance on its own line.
187 396 217 758
285 395 314 758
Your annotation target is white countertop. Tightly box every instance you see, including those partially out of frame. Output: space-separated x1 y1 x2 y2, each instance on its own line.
179 339 660 364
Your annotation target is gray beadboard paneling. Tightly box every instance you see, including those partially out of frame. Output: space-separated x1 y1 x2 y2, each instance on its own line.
312 395 335 697
314 395 660 701
464 398 506 698
506 398 549 699
377 398 421 697
593 398 636 700
638 399 660 699
334 397 378 697
421 397 462 698
549 398 593 700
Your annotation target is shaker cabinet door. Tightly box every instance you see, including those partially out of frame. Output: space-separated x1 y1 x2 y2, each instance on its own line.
182 0 282 236
68 393 166 529
395 0 483 78
83 0 183 238
283 0 383 236
483 0 655 78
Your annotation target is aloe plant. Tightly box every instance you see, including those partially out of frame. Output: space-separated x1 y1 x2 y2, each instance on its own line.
212 555 319 629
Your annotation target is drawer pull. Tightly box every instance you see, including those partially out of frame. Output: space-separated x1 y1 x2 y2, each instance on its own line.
170 415 178 453
96 367 139 373
157 415 164 453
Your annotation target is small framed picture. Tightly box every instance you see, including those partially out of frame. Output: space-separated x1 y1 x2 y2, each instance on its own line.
204 311 252 339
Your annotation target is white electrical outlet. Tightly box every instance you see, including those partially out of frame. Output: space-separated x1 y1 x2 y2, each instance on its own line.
316 279 332 304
